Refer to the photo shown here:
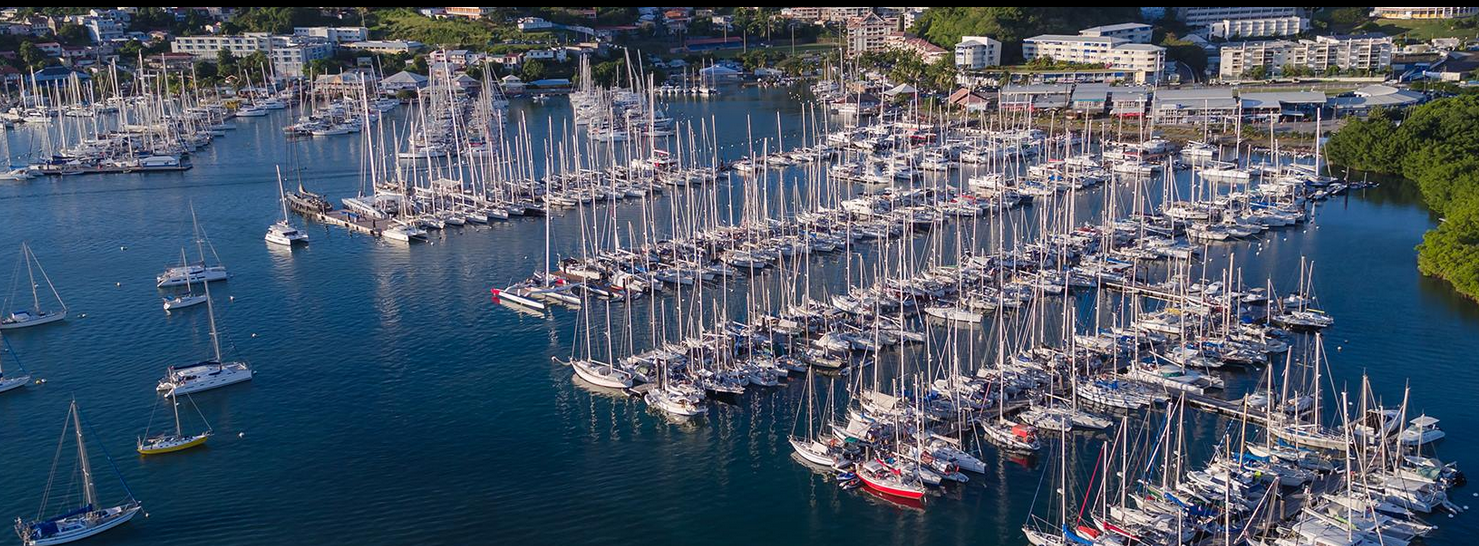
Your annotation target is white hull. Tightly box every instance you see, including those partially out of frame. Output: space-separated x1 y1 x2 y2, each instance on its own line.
791 437 838 467
0 310 66 330
24 505 140 546
571 359 632 389
163 295 207 311
159 363 254 395
265 223 309 246
0 374 30 393
156 267 228 288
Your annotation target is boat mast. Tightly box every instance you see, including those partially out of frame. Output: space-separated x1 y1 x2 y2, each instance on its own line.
171 390 183 437
24 242 39 313
193 206 223 363
73 400 97 508
276 165 291 223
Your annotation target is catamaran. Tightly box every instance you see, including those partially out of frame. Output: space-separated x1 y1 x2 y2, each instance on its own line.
1 242 67 330
265 166 309 247
157 208 228 288
13 400 143 546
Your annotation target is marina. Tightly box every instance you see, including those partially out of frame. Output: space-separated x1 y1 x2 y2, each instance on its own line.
1 66 1476 546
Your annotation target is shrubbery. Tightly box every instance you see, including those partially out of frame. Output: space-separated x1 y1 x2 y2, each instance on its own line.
1326 96 1479 300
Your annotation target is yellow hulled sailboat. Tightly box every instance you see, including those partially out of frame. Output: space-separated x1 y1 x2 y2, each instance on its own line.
137 390 212 455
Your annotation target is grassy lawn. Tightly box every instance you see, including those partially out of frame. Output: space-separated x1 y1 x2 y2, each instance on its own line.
1314 8 1479 41
1371 18 1479 41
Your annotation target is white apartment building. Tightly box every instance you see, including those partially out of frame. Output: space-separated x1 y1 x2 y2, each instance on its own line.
345 40 424 55
82 16 123 43
1207 16 1309 39
845 12 896 57
1177 7 1302 27
1372 7 1479 19
293 26 368 43
1079 22 1153 44
954 35 1002 70
1218 34 1393 78
781 7 873 24
171 33 333 77
1023 34 1166 84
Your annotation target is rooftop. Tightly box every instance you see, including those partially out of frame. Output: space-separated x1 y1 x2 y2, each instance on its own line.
1080 22 1151 33
1026 34 1123 44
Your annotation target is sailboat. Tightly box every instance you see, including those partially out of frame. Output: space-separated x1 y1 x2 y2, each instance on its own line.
1 242 67 330
13 400 143 546
137 390 212 455
568 358 633 389
157 207 228 288
157 228 254 395
161 248 207 312
0 334 33 393
265 166 309 247
789 371 851 468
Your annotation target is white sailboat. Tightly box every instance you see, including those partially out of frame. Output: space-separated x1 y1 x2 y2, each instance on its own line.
1 243 67 330
156 210 228 288
157 230 254 396
569 358 633 389
265 166 309 247
13 400 143 546
161 248 207 312
0 334 33 394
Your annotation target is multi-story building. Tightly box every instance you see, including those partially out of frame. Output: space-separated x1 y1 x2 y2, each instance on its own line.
292 26 368 43
82 16 123 43
883 33 948 64
782 7 874 24
345 40 425 55
1371 7 1479 19
845 12 897 57
1318 34 1395 72
1218 34 1393 78
1177 7 1302 27
901 7 928 30
171 33 333 77
779 7 824 22
444 7 494 20
825 7 874 23
1207 16 1309 39
1023 34 1166 84
1078 22 1153 44
954 35 1002 70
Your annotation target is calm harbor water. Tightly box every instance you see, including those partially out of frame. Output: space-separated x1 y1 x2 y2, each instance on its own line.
1 88 1476 546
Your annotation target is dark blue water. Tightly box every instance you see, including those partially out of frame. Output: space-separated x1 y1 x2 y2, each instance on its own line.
1 88 1475 546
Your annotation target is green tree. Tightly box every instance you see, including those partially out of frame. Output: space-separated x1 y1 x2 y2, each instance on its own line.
56 23 90 45
217 48 238 77
1326 94 1479 301
521 59 546 81
19 42 44 69
912 7 1140 63
193 59 218 80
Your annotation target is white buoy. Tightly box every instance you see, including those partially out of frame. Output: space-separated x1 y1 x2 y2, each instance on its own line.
120 246 126 251
229 296 235 302
115 282 121 287
251 333 257 338
238 432 244 438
